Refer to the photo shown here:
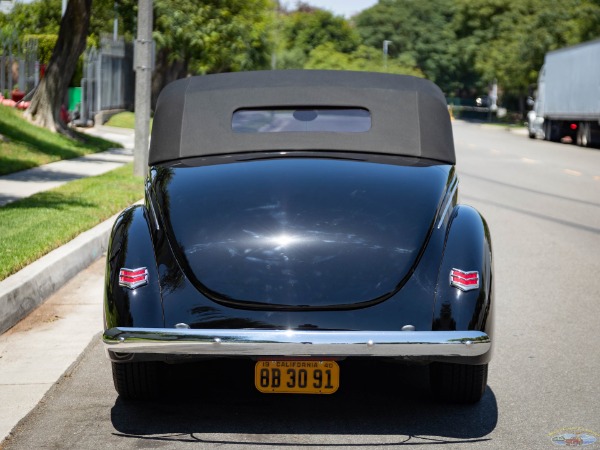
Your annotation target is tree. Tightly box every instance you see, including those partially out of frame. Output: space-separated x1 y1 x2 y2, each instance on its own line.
453 0 600 111
275 6 360 69
113 0 274 107
304 42 424 77
355 0 460 93
7 0 275 114
89 0 121 42
24 0 92 135
1 0 62 35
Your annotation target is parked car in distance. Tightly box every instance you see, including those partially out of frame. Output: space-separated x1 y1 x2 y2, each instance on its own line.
475 95 490 107
103 70 494 403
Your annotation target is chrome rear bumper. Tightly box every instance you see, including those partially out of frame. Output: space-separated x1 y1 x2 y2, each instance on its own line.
103 328 491 360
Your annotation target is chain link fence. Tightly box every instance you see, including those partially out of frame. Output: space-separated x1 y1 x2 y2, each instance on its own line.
79 35 134 126
2 31 134 124
0 31 38 99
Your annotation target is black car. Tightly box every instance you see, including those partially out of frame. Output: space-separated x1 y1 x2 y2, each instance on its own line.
103 70 493 403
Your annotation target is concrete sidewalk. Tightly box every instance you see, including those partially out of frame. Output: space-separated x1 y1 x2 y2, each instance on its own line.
80 124 135 149
0 256 105 443
0 125 134 207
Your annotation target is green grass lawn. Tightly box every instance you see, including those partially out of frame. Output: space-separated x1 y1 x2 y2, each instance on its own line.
0 105 120 176
105 111 136 129
105 111 152 130
0 163 144 281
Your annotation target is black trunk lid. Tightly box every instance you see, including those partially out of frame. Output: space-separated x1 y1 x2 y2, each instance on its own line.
154 156 451 309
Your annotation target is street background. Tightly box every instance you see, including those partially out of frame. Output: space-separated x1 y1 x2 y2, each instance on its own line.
2 121 599 449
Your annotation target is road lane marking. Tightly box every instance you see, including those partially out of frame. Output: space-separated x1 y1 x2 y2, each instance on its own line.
564 169 582 177
521 158 537 164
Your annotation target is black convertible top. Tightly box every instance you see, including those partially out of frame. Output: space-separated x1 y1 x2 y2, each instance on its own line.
149 70 455 165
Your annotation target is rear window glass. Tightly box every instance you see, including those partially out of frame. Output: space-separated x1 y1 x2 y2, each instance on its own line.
232 108 371 133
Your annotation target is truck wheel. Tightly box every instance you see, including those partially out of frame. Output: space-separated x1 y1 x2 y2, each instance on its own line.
577 122 590 147
430 362 488 404
112 361 162 400
544 120 555 141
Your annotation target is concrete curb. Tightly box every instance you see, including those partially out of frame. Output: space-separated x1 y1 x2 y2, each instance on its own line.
0 213 118 335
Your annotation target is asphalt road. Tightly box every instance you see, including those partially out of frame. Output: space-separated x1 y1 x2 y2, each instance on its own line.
3 121 600 449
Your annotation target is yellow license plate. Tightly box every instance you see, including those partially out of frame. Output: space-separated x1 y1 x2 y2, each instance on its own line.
255 360 339 394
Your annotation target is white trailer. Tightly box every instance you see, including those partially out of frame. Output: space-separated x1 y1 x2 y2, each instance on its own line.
528 39 600 147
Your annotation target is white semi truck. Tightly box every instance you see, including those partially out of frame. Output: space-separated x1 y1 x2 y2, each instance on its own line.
528 39 600 147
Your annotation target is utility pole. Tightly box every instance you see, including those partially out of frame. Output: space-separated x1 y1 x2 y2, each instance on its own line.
113 1 118 41
383 40 392 70
134 0 153 177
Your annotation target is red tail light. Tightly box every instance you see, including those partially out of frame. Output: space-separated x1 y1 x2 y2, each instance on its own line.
450 269 479 291
119 267 149 289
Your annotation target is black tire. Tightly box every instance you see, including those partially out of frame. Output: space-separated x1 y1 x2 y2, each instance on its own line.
544 119 563 142
577 122 590 147
543 120 553 141
112 361 162 400
430 362 488 404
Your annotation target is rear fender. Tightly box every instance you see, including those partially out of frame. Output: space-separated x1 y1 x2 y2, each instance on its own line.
104 205 164 329
433 205 493 360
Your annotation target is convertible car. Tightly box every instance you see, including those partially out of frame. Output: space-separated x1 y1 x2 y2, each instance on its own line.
103 70 493 403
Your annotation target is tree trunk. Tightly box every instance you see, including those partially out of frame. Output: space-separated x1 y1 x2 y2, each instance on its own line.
151 47 189 110
24 0 92 136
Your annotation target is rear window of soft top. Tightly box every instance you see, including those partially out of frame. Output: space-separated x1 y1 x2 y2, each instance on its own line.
232 108 371 133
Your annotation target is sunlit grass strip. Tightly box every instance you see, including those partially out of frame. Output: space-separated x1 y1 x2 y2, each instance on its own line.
105 111 136 129
105 111 153 130
0 105 120 176
0 163 144 281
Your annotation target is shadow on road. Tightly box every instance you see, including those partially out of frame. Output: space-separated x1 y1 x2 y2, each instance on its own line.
110 359 498 447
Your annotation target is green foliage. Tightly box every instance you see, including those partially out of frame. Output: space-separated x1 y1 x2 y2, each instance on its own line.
121 0 275 75
3 0 61 35
275 7 360 69
4 0 277 106
355 0 460 93
5 0 598 111
305 43 424 77
114 0 137 42
452 0 600 99
23 35 57 65
2 0 117 43
4 0 101 88
351 0 600 108
89 0 120 42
